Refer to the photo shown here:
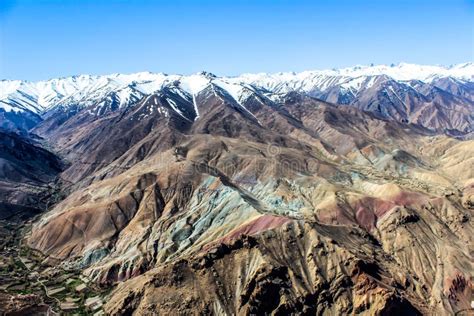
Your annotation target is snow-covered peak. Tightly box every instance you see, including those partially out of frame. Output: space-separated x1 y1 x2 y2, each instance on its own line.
1 62 472 116
177 73 212 95
335 62 474 81
235 62 473 91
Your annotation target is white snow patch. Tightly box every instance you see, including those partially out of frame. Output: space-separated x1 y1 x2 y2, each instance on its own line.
166 98 192 122
0 102 21 112
192 94 199 120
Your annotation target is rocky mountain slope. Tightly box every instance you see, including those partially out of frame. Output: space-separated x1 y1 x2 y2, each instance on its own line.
0 129 64 220
0 64 472 315
20 89 474 314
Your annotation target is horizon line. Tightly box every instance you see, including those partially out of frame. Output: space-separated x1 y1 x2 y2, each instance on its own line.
2 61 473 83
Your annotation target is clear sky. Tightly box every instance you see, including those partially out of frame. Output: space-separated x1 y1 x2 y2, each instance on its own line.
0 0 473 81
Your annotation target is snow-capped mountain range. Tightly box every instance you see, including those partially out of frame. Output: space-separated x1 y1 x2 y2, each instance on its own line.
1 62 473 134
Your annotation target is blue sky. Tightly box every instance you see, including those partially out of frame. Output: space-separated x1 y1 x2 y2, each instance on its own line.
0 0 473 81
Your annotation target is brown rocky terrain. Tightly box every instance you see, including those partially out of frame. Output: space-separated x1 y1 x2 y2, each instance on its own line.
0 129 64 220
16 87 473 315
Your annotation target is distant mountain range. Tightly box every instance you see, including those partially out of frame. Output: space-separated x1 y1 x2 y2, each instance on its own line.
1 62 473 135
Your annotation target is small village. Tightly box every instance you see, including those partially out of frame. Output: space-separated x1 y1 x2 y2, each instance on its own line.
0 219 109 315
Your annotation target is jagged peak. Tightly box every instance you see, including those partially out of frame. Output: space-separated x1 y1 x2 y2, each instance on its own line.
197 71 217 79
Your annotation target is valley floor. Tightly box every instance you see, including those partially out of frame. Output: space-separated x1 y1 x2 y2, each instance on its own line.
0 219 108 315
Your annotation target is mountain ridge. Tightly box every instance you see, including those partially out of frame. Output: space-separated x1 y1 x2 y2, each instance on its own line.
1 62 473 114
3 62 473 85
1 62 473 137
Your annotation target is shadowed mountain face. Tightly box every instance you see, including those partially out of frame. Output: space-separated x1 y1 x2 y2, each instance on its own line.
0 129 64 220
0 109 42 132
4 80 468 315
